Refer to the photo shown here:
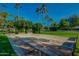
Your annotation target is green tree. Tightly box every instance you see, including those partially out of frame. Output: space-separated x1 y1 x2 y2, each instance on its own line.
68 15 79 27
51 21 58 27
14 16 32 33
0 4 8 32
59 18 70 30
0 12 8 33
7 20 15 33
32 23 42 33
14 17 24 32
0 19 4 28
50 21 58 31
7 21 14 28
14 3 23 34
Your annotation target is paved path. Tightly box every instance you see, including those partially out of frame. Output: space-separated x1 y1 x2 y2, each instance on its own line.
7 33 74 56
9 38 27 56
9 38 64 56
6 33 71 45
22 38 64 56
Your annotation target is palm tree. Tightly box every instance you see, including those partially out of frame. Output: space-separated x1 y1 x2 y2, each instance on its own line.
36 4 48 25
45 15 54 25
14 3 23 33
14 3 22 21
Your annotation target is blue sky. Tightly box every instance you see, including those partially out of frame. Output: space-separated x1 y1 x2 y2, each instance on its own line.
0 3 79 24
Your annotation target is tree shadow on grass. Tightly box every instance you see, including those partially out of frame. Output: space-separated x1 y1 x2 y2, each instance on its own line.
68 37 77 41
61 42 75 50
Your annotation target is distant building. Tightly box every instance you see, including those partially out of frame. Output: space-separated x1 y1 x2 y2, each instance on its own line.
72 26 79 30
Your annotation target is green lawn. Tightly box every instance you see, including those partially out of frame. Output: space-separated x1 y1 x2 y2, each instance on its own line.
0 34 16 56
74 38 79 56
40 31 79 38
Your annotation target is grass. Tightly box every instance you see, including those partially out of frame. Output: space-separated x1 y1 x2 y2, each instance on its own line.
40 31 79 38
74 37 79 56
0 34 16 56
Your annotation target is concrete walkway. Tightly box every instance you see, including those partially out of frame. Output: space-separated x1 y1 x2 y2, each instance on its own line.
7 33 74 56
9 38 27 56
6 33 71 45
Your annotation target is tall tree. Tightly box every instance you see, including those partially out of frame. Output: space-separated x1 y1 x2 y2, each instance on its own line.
14 3 23 33
14 3 22 21
68 15 79 27
45 15 54 26
0 12 8 32
32 23 42 33
35 4 48 25
59 18 70 30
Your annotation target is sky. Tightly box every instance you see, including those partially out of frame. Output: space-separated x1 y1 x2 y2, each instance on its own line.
0 3 79 24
